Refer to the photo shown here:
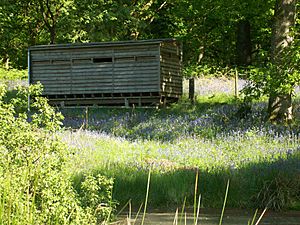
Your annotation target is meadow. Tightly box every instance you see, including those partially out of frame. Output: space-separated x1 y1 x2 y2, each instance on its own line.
61 78 300 211
1 74 300 224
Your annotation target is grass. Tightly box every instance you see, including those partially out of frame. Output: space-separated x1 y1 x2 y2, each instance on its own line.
3 76 300 223
61 93 300 211
219 180 229 225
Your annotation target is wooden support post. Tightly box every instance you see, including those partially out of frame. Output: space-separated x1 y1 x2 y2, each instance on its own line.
189 77 195 104
235 68 239 98
85 106 89 129
125 98 129 107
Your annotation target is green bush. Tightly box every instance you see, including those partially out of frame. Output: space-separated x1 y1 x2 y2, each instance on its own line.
74 173 115 224
242 41 300 103
0 84 114 224
0 66 27 80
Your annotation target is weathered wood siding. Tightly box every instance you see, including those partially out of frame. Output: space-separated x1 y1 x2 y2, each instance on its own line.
29 39 182 106
30 44 160 95
160 41 182 98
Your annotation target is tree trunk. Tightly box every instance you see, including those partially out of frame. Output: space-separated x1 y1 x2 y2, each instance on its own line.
267 0 296 122
50 26 56 44
236 20 252 66
188 46 204 104
268 93 293 122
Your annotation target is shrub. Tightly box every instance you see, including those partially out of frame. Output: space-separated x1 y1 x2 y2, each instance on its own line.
74 173 115 224
0 66 27 80
0 84 114 224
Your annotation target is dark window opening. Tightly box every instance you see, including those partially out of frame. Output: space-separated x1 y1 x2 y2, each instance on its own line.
93 57 113 63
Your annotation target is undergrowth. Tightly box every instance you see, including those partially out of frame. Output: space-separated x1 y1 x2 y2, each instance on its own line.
0 84 115 224
0 67 27 80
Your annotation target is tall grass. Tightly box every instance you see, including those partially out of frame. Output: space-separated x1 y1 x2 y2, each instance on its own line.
62 93 300 211
219 180 230 225
2 74 300 223
112 169 268 225
141 169 151 225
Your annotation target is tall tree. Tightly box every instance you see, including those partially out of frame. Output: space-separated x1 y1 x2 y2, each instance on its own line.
268 0 297 122
37 0 73 44
0 0 42 68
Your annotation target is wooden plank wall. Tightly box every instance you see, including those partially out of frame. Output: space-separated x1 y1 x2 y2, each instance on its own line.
30 44 161 96
160 41 182 98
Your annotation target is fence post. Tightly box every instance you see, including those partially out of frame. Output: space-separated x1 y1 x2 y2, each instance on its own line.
85 106 89 129
189 77 195 104
235 68 239 98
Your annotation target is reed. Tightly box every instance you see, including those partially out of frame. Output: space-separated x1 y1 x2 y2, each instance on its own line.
141 169 151 225
219 179 230 225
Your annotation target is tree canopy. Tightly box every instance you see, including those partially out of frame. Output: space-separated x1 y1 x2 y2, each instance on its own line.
2 0 295 69
0 0 299 121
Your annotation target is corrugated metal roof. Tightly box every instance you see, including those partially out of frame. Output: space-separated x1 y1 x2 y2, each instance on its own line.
29 38 178 51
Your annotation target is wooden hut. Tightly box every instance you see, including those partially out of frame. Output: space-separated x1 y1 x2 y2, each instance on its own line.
28 39 182 106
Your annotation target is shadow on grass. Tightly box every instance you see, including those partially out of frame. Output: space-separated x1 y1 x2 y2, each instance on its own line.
61 95 300 146
60 95 270 141
72 151 300 211
60 95 300 210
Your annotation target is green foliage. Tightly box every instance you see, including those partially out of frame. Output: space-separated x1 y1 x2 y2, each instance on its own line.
0 84 115 224
0 0 287 70
75 173 115 223
183 64 241 78
0 66 27 80
242 42 300 102
241 2 299 105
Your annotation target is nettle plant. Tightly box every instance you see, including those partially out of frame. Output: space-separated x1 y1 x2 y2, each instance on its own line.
0 84 114 224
